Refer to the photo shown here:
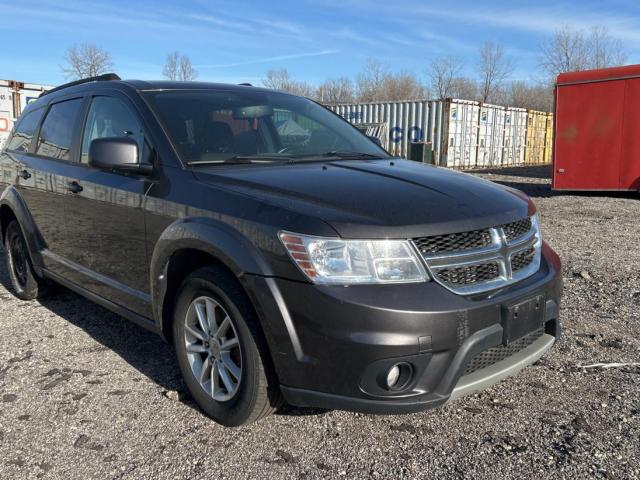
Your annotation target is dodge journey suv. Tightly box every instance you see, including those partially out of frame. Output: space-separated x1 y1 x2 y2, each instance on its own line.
0 74 562 426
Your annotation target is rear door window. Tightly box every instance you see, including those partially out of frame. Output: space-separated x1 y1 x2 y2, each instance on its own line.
36 98 84 161
6 108 43 153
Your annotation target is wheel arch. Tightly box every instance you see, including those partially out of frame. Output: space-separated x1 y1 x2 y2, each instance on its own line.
0 187 46 274
150 217 275 342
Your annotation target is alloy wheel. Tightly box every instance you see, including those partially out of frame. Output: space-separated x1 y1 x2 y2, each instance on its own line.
9 231 28 288
184 296 243 402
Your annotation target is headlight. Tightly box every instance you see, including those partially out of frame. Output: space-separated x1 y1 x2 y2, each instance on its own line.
279 232 429 285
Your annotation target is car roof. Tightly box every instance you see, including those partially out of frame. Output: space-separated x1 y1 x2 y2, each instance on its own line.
24 77 281 113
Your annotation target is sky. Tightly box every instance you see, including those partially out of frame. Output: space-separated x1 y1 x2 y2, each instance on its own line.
2 0 640 88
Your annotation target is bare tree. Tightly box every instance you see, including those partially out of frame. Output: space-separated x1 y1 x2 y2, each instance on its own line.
178 55 198 81
262 69 315 97
163 52 179 80
428 56 464 99
540 26 589 80
62 43 113 80
477 42 513 103
355 59 389 102
356 59 427 102
381 71 427 101
317 77 355 104
540 26 628 82
449 77 479 101
586 26 627 69
507 81 553 111
163 52 198 81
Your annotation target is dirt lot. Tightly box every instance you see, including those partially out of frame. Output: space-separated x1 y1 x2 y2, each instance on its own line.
0 166 639 480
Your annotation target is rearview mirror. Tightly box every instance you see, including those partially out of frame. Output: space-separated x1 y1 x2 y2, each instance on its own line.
89 137 153 175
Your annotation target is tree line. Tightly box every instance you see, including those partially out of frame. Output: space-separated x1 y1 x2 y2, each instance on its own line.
61 25 627 112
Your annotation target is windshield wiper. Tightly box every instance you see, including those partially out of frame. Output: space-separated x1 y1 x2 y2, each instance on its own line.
321 151 382 158
186 155 292 166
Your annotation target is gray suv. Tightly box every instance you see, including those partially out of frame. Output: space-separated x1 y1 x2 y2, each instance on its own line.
0 74 562 426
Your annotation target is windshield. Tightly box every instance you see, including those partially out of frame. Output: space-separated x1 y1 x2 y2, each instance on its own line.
144 89 389 164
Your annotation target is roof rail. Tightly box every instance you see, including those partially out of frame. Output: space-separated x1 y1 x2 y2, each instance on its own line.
238 83 253 86
40 73 121 98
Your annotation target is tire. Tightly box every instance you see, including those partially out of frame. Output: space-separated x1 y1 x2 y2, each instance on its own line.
172 265 283 426
3 220 43 300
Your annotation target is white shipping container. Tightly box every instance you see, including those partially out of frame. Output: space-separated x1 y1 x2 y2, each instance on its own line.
0 80 52 150
476 104 505 167
502 107 528 167
441 99 480 168
0 85 14 150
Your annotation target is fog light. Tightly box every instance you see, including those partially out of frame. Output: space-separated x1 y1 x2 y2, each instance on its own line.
386 365 401 389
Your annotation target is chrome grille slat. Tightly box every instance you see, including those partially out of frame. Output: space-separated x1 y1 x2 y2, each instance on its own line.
413 217 541 294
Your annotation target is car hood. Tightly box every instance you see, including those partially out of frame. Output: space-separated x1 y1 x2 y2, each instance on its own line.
192 159 532 238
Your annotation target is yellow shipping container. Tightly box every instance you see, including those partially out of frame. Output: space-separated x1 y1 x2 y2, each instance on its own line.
524 110 548 165
544 113 554 165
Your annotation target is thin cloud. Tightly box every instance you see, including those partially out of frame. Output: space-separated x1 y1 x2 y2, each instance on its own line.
197 50 337 69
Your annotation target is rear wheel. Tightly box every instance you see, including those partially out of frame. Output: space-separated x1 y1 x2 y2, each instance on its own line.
173 266 282 426
4 220 42 300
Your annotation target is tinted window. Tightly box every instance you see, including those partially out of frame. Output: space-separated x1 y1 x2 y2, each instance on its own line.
36 98 84 161
145 91 388 164
81 96 145 164
6 108 43 152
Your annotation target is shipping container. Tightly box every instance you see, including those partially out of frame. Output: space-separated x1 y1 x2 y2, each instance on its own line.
441 99 480 168
0 79 53 150
329 98 552 169
553 64 640 191
329 100 445 164
544 113 553 165
502 107 528 167
524 110 548 165
477 103 505 167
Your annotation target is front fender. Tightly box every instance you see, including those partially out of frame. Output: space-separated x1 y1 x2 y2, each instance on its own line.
150 216 275 328
0 186 46 274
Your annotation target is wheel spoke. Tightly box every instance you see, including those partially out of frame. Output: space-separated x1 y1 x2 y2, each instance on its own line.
198 356 211 385
186 343 207 354
220 353 241 381
211 359 220 397
205 298 217 333
185 324 207 342
194 302 209 335
220 337 238 351
218 361 236 393
215 316 231 340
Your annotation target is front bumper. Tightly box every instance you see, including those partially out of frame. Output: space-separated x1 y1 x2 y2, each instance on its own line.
242 242 562 414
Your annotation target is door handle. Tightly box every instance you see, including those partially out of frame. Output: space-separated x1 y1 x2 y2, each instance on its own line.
66 181 83 194
18 169 31 180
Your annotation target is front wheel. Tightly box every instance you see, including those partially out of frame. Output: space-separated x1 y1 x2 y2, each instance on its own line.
3 220 43 300
172 266 282 426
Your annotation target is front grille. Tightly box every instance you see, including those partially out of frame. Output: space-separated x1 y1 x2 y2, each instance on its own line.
463 328 544 375
511 247 535 272
437 262 500 286
413 216 540 294
502 217 532 241
413 229 492 255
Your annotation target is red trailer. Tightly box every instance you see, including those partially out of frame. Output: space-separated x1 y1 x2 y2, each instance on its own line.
553 64 640 191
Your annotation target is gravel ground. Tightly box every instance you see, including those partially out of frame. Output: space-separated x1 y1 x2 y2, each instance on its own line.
0 166 639 480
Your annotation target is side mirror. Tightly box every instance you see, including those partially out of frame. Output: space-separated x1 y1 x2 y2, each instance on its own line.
89 137 153 175
367 135 382 147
